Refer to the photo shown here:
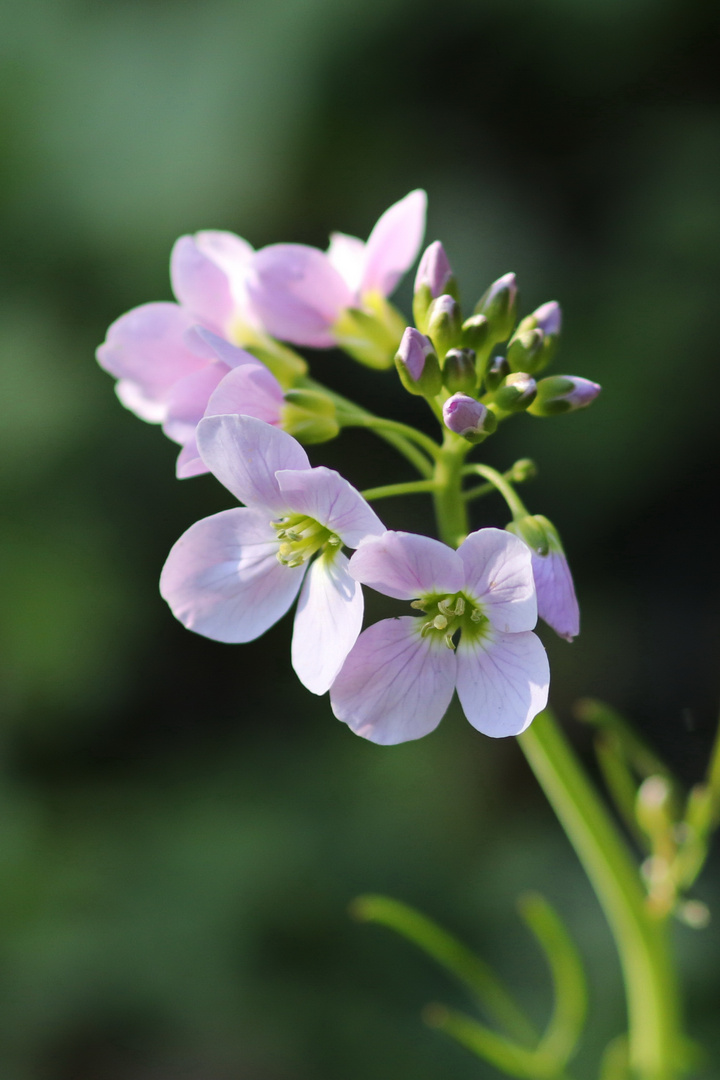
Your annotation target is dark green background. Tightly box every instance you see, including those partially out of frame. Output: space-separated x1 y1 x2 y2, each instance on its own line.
1 0 719 1076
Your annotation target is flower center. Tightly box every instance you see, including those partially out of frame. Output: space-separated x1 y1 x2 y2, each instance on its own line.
410 591 488 650
272 513 341 568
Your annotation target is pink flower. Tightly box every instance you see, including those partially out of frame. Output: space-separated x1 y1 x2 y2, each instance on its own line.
246 190 427 347
97 231 268 477
507 515 580 642
330 529 549 744
160 415 385 694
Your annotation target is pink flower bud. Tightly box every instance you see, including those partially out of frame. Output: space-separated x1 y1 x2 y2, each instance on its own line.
442 393 497 442
414 241 455 300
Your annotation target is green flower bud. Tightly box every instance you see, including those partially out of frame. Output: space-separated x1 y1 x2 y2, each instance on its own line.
426 294 462 359
528 375 601 417
506 328 545 374
492 372 537 413
514 301 562 373
395 328 442 397
473 272 518 343
483 355 510 392
442 348 477 395
281 389 339 444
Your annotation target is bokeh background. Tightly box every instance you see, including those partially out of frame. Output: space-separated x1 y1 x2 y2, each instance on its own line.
2 0 720 1076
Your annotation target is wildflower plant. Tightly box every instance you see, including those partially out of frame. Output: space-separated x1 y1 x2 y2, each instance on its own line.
97 190 720 1080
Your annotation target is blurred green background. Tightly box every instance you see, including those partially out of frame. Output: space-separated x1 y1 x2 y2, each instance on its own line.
2 0 720 1076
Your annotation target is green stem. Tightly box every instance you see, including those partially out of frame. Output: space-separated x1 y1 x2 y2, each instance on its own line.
343 415 441 463
361 479 439 501
433 435 471 547
465 463 529 520
519 711 682 1080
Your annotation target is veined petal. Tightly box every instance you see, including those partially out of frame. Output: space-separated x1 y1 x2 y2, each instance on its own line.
456 629 549 737
291 550 363 695
97 302 205 421
247 244 354 347
170 234 237 332
360 189 427 298
205 364 284 426
193 230 255 315
458 528 537 633
327 231 366 294
348 531 464 600
162 363 230 445
532 549 580 642
175 437 208 479
275 467 384 547
330 617 456 745
196 414 309 512
160 507 305 643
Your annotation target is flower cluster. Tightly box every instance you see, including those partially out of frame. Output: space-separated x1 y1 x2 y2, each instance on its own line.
98 191 601 743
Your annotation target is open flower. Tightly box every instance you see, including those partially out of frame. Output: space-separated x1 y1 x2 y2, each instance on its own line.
246 190 427 348
330 529 549 744
160 415 385 694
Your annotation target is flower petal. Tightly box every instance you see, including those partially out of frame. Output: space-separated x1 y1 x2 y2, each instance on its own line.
170 234 237 331
162 362 230 445
192 327 262 370
360 189 427 298
205 364 284 426
532 549 580 642
330 617 456 744
347 531 464 600
275 467 385 547
160 507 304 643
97 302 205 421
196 414 309 511
458 528 537 633
291 550 363 695
326 231 366 294
247 244 354 347
175 437 208 479
456 629 549 737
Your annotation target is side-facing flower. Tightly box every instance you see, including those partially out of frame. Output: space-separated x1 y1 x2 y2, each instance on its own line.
246 190 427 348
160 415 385 694
508 515 580 642
330 529 549 744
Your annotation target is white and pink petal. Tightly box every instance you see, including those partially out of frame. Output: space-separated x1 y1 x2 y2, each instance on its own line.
330 617 456 745
160 507 305 643
532 549 580 642
348 531 464 601
291 550 364 695
205 364 284 427
360 189 427 298
275 466 385 548
458 528 537 633
455 629 549 738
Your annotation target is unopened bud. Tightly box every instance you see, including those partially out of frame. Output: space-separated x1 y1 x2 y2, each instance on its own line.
413 242 457 330
442 348 477 395
281 389 339 444
507 328 545 374
514 301 562 372
484 355 510 392
426 294 462 358
442 393 497 444
492 372 537 413
394 327 442 397
528 375 601 416
636 776 674 837
508 458 537 483
474 272 518 343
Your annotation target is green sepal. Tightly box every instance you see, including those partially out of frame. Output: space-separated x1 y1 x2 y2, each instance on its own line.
506 328 545 374
333 292 406 369
442 348 477 395
492 372 537 413
426 294 462 359
281 388 339 444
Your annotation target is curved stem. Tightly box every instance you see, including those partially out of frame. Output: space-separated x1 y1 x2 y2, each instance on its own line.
361 479 439 501
464 463 529 520
519 711 682 1080
343 415 441 462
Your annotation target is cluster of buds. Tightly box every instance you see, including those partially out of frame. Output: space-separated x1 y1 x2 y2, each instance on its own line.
396 244 601 444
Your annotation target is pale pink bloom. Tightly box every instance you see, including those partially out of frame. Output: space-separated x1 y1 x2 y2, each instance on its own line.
160 415 385 694
531 547 580 642
246 190 427 347
97 231 265 476
330 529 549 745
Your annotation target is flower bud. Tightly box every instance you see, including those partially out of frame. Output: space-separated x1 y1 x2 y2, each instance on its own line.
442 348 477 395
506 328 545 374
442 393 497 444
506 514 551 556
528 375 601 416
281 388 339 444
513 301 562 372
474 272 518 343
508 458 537 484
394 327 442 397
492 372 537 413
426 294 462 359
483 355 510 392
413 242 457 331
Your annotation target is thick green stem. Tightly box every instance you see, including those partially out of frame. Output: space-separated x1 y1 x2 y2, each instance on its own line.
519 711 682 1080
433 435 471 546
